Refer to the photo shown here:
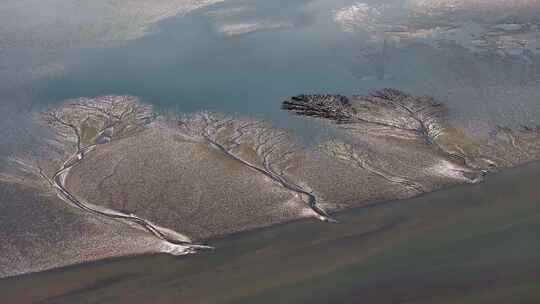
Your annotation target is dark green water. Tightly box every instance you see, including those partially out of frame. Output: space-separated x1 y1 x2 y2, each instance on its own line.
2 161 539 303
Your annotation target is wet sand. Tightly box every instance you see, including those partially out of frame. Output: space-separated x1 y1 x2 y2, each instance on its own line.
2 161 539 303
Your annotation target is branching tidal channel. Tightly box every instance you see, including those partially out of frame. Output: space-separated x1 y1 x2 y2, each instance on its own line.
41 97 212 255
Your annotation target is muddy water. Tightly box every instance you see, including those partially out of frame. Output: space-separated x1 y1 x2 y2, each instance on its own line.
2 161 539 303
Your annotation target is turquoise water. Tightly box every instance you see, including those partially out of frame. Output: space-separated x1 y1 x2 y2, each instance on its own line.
42 0 364 127
38 0 540 122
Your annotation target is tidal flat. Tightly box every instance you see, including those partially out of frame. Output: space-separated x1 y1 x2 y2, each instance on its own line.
1 0 540 299
1 90 539 278
1 160 539 303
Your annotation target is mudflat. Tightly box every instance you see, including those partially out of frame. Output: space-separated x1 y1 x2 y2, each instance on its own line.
1 90 540 277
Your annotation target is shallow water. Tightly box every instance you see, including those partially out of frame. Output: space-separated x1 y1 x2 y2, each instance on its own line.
31 0 540 127
2 161 539 303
